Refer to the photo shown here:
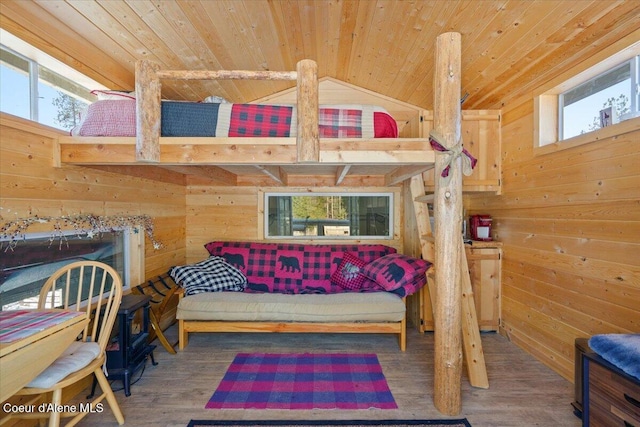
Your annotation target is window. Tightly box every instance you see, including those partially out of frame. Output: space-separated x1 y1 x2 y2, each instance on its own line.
560 59 638 140
535 41 640 153
0 30 103 130
265 193 393 239
0 230 129 310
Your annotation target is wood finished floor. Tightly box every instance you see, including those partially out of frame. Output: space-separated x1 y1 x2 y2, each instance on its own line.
73 326 581 427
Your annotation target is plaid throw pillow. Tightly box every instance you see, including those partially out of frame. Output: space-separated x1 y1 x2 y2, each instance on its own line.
169 256 247 296
360 253 430 293
330 252 368 290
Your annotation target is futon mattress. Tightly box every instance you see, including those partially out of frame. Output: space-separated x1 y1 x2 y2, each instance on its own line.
176 291 405 323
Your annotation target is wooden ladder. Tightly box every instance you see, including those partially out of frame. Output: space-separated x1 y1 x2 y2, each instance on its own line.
409 174 489 389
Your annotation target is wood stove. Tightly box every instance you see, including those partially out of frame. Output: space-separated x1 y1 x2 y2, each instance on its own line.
105 293 157 396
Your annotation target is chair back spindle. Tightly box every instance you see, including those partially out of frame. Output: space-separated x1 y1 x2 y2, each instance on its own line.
37 261 123 351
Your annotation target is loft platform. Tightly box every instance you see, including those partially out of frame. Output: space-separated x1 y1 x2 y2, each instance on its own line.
57 59 499 189
59 136 435 186
56 136 435 186
57 137 435 166
57 58 439 185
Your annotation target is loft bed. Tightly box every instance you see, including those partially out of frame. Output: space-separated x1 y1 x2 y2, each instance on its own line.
57 59 437 186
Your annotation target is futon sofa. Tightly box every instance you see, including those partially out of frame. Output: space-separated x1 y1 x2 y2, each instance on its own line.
172 241 431 351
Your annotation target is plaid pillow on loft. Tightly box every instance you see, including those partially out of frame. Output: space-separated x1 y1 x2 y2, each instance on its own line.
169 256 247 296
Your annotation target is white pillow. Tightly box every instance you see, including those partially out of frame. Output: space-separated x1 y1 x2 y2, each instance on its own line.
203 95 231 104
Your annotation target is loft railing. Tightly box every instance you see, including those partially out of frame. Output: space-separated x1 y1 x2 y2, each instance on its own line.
134 59 319 163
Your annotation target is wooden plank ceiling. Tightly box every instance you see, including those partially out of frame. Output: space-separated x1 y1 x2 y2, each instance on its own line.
1 0 639 185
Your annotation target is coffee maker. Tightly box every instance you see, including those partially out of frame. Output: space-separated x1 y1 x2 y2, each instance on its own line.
469 215 492 241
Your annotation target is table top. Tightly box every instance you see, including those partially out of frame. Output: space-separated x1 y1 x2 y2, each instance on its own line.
0 309 90 401
0 309 87 357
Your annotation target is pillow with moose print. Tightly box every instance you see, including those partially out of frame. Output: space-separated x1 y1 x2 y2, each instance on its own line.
360 253 431 293
330 252 369 291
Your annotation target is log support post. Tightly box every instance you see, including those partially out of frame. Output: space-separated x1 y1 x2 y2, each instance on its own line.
433 32 463 416
136 60 161 162
296 59 319 163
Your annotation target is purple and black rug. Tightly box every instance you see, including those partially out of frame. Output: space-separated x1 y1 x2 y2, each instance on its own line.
188 420 472 427
205 353 398 410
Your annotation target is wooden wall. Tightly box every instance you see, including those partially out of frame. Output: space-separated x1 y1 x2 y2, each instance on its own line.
182 78 417 262
0 113 186 282
185 184 404 264
465 101 640 381
254 77 422 136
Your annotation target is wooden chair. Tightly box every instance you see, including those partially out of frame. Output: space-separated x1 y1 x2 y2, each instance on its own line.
10 261 125 427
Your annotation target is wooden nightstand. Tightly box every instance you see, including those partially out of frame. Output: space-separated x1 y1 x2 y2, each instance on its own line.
572 337 594 418
582 351 640 426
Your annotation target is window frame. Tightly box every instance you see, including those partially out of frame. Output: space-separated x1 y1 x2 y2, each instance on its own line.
558 59 636 141
0 229 133 311
263 191 395 240
0 29 105 130
534 40 640 156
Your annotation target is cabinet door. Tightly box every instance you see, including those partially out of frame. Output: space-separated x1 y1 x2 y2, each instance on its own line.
421 110 502 194
466 247 501 331
413 245 501 332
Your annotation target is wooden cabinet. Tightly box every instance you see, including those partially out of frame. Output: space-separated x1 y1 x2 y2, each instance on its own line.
583 352 640 426
421 110 502 194
409 241 502 332
466 242 502 331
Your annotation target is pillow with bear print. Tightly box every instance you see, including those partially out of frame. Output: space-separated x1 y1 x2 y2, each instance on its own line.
360 253 431 292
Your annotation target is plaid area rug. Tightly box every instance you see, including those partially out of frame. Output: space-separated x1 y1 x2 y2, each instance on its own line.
188 420 472 427
206 353 398 410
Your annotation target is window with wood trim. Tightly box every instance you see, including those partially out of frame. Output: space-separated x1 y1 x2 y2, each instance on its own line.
535 41 640 153
0 30 103 131
265 193 393 239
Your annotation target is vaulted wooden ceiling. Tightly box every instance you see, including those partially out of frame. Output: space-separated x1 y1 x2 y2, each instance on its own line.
2 0 639 111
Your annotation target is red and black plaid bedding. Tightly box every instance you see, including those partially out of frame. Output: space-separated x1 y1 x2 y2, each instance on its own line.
203 241 397 294
71 100 398 138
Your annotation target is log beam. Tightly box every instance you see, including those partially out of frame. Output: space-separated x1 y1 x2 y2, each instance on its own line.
135 60 161 163
157 69 297 81
296 59 319 163
433 32 463 416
